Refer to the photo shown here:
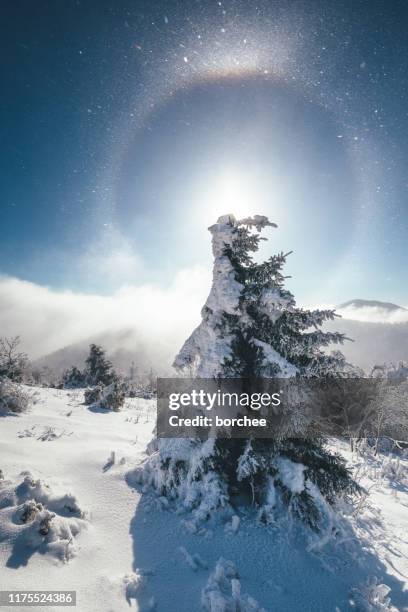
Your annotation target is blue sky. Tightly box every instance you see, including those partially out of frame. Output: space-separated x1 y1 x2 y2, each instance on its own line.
1 0 407 307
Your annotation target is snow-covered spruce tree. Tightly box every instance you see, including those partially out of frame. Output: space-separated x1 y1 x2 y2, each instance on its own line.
62 366 86 389
140 215 359 529
83 344 117 387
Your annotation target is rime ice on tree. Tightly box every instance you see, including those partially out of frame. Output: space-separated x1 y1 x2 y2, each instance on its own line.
174 214 346 379
138 214 359 529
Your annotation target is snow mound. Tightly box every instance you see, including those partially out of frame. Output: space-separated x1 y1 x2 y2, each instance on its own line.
0 471 86 564
201 558 266 612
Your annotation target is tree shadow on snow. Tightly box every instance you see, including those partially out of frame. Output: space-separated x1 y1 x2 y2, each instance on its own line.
5 532 48 569
125 474 408 612
0 410 19 418
86 404 111 414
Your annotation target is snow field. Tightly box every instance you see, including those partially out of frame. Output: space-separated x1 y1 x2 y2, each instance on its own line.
0 387 407 611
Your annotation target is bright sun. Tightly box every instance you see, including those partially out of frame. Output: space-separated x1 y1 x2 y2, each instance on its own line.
200 170 266 223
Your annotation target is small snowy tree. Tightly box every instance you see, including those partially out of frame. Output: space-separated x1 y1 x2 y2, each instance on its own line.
141 215 359 528
0 336 28 382
174 215 347 377
84 344 117 387
62 366 86 389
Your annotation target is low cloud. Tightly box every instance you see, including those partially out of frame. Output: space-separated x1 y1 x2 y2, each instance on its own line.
1 273 407 372
0 267 211 361
337 305 408 324
77 228 144 288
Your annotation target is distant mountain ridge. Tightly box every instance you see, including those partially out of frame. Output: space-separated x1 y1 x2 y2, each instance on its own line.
337 299 407 312
33 328 173 378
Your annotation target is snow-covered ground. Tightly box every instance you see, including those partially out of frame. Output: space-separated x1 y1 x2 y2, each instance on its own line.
0 387 407 611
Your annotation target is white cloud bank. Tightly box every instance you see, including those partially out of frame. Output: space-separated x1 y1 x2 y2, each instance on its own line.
0 268 211 360
1 271 406 369
336 305 408 324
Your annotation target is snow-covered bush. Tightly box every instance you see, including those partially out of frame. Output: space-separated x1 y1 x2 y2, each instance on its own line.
138 215 359 529
369 378 408 449
201 558 265 612
84 381 125 411
135 439 229 523
0 377 33 414
99 381 125 411
0 471 86 563
324 362 408 454
62 366 86 389
379 455 407 486
84 384 103 405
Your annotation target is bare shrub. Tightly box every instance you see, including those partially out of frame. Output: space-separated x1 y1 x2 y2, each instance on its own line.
0 336 28 382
